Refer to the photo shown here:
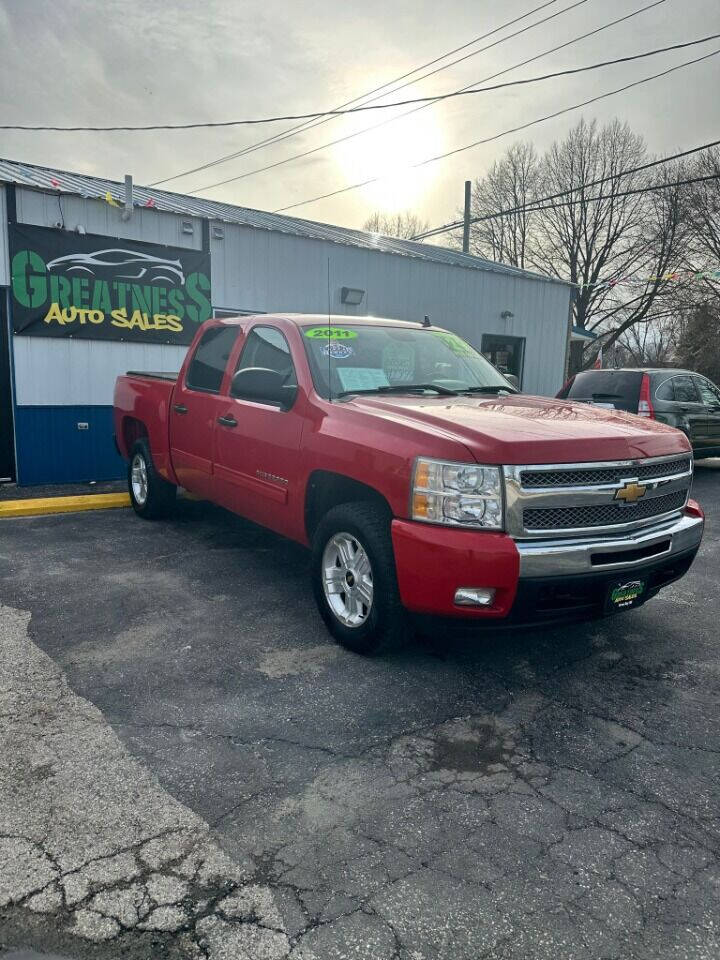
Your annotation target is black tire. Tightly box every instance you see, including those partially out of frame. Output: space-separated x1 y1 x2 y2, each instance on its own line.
128 438 176 519
311 501 408 655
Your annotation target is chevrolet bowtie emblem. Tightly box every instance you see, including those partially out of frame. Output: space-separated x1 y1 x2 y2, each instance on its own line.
615 481 647 504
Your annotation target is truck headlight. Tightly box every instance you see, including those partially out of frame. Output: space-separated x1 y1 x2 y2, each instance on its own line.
411 458 503 529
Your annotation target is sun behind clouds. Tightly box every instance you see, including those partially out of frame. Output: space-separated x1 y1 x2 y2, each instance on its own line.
333 106 446 213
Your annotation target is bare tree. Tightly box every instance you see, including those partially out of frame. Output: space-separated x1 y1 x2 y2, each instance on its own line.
688 146 720 266
527 119 688 372
675 301 720 382
681 146 720 306
450 120 698 371
363 211 429 239
465 142 540 268
614 313 680 367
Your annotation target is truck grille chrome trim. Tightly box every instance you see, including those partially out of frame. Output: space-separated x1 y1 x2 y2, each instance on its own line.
504 453 693 539
516 512 703 577
520 456 691 489
523 489 687 532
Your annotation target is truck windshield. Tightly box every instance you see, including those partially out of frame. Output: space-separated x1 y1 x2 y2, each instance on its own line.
302 325 515 399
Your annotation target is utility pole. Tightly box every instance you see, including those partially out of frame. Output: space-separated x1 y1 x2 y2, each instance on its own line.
462 179 471 253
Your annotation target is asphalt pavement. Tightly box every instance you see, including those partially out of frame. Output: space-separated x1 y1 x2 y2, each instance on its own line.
1 462 719 959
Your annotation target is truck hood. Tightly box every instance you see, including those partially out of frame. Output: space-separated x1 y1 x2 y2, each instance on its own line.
345 393 690 464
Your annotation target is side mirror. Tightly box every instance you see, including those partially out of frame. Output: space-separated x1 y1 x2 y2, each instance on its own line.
504 373 520 390
231 367 296 408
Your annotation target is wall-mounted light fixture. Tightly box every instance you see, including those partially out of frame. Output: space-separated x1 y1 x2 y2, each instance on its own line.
500 310 514 319
212 224 225 239
341 286 365 305
181 220 194 235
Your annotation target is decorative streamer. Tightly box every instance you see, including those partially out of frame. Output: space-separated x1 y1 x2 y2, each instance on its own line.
104 191 121 208
574 268 720 290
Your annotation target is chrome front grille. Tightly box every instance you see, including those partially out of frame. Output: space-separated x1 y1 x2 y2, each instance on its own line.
505 454 693 539
520 457 691 489
523 489 688 532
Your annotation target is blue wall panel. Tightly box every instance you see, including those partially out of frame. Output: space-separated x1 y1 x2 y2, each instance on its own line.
14 405 125 486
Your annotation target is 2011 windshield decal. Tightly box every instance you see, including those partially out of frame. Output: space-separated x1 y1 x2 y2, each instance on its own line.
304 327 357 339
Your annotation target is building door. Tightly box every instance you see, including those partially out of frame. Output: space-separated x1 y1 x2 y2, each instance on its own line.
481 334 526 387
0 290 16 483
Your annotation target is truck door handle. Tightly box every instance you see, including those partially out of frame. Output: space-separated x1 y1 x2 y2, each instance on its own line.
217 415 237 428
173 403 188 415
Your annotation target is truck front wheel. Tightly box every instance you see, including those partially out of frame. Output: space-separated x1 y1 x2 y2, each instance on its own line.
128 439 176 519
311 502 408 655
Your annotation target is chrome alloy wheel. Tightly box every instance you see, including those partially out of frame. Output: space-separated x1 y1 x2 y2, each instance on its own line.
321 532 374 627
130 453 148 506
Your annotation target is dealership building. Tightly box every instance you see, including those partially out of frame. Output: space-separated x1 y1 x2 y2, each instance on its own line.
0 158 572 486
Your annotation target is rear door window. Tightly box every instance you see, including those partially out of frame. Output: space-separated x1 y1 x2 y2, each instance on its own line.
672 376 700 403
185 326 239 393
563 371 642 412
655 378 674 401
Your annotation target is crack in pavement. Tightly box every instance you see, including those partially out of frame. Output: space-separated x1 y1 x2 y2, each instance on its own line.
0 603 290 959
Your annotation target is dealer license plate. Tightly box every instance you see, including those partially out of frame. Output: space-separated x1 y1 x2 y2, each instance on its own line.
605 578 647 613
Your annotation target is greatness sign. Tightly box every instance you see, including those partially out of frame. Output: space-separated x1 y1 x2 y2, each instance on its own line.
10 224 212 344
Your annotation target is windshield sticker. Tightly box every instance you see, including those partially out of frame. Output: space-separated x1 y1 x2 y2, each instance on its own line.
305 326 357 340
431 331 475 357
322 342 354 360
382 343 415 382
336 367 390 392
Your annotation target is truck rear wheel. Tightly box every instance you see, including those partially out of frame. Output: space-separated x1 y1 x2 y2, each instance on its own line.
311 502 408 655
128 439 176 519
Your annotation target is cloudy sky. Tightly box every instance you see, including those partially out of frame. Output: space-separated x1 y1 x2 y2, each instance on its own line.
1 0 718 233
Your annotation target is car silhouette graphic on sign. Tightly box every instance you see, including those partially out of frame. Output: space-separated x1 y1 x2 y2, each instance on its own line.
46 248 185 285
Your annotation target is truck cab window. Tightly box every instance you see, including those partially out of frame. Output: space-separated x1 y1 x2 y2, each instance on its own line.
186 326 238 393
231 326 298 406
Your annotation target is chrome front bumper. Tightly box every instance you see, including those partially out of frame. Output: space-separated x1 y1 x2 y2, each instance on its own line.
516 511 704 578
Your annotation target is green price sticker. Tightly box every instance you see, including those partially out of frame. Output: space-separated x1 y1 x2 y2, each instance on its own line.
305 327 358 340
431 331 474 357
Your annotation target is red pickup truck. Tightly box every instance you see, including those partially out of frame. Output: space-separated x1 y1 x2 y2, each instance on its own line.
114 314 703 654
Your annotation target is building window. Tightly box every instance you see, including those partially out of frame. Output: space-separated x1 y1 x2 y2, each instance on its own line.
481 334 525 387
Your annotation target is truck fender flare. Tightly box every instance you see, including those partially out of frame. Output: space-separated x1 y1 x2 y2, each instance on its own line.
304 470 392 542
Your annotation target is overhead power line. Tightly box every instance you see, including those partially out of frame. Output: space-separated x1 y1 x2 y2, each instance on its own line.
273 46 720 214
184 0 667 196
413 138 720 240
4 34 718 133
149 0 566 186
454 174 720 222
155 0 593 188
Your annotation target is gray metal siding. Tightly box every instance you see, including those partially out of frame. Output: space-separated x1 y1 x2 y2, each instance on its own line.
0 186 8 287
13 338 187 406
9 191 570 412
15 188 203 249
211 224 569 395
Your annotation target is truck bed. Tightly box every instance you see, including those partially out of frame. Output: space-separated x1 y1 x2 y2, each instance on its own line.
125 371 178 382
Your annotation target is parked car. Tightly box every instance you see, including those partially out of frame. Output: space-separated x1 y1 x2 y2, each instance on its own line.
557 368 720 459
114 315 704 655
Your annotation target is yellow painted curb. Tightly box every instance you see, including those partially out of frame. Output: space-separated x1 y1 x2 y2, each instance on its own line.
0 492 131 518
